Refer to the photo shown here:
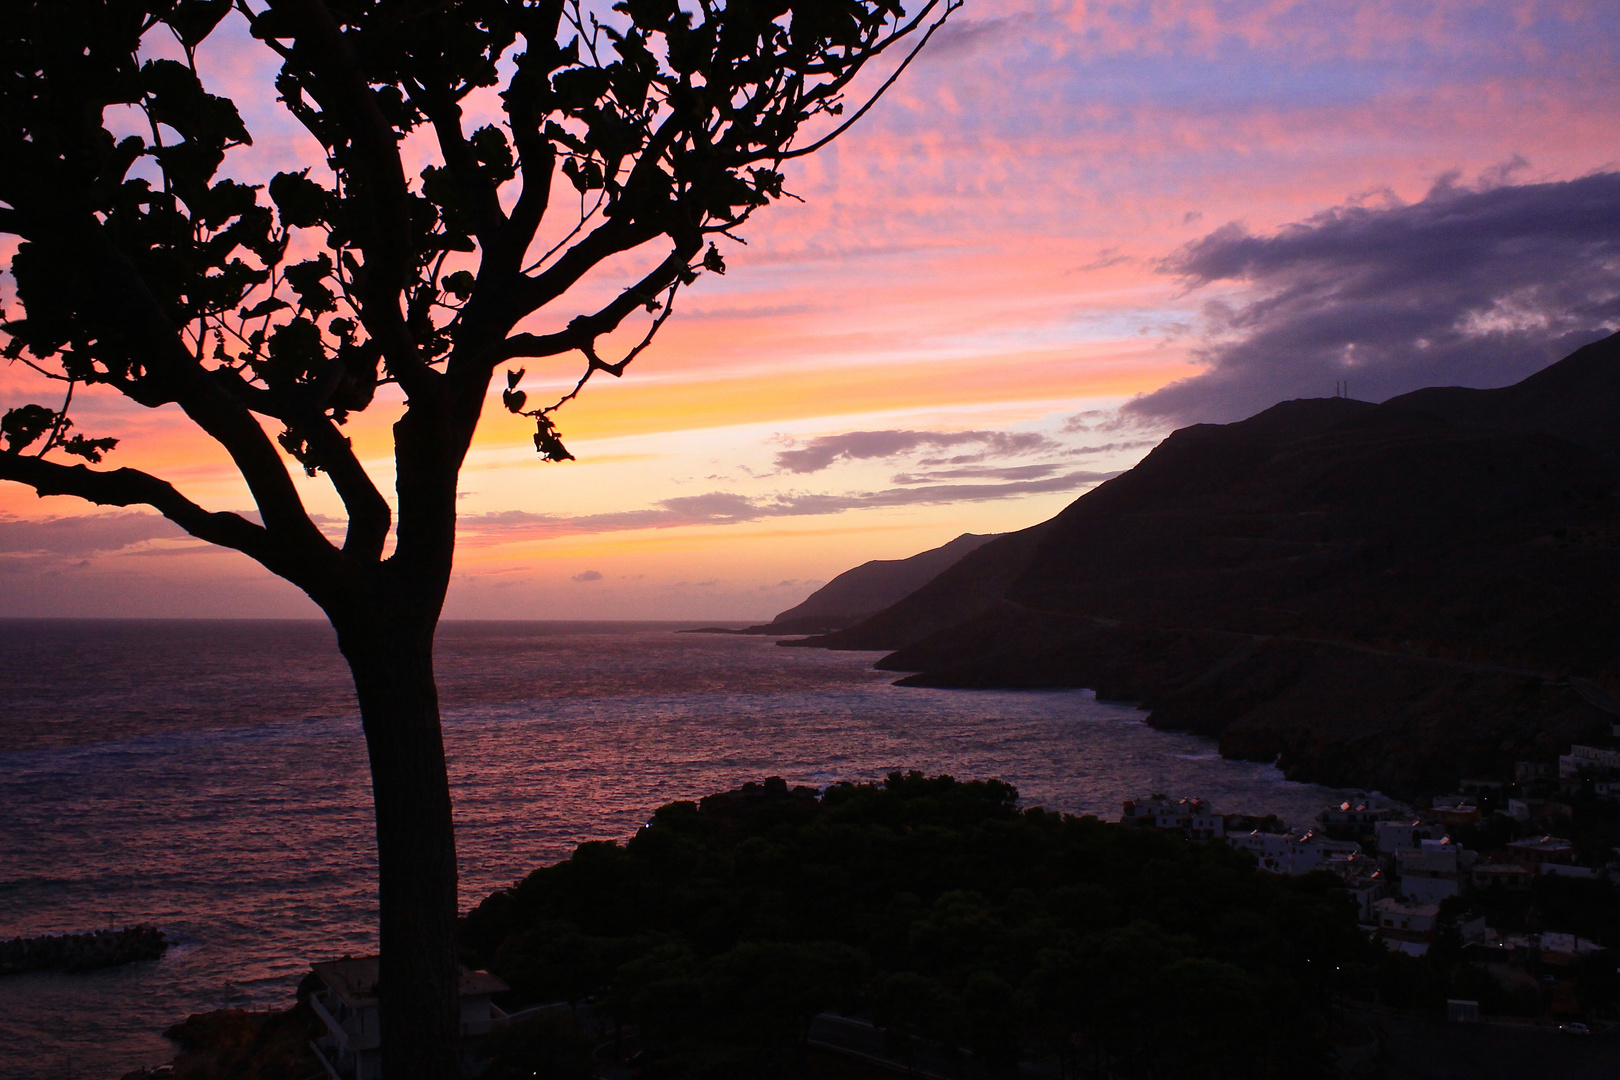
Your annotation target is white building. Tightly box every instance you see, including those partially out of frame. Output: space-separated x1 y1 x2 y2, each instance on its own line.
1316 801 1400 834
309 956 509 1080
1121 796 1225 839
1539 932 1606 961
1395 839 1476 903
1228 829 1360 874
1373 820 1441 855
1503 799 1537 823
1539 863 1598 879
1471 862 1533 890
1505 834 1575 867
1373 898 1441 956
1559 745 1620 779
1320 853 1386 922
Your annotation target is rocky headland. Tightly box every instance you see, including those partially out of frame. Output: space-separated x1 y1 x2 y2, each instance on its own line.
786 332 1620 799
687 531 998 635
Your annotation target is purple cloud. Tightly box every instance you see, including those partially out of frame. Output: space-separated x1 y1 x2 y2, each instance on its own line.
773 429 1060 473
0 512 185 556
460 470 1120 541
890 464 1065 484
1128 171 1620 424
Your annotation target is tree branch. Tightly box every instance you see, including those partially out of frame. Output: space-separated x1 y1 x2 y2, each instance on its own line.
537 278 681 415
512 218 659 320
209 367 392 562
504 101 556 270
780 1 959 161
492 238 700 365
263 0 438 399
407 75 507 245
0 452 275 564
52 213 336 555
308 418 393 560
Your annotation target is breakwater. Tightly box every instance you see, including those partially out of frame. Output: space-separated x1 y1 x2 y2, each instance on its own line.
1 926 168 975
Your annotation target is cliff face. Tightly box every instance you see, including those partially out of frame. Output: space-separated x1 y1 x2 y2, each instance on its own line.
799 332 1620 797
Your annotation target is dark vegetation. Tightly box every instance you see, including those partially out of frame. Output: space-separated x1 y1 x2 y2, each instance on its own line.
461 774 1377 1079
794 333 1620 798
120 1005 327 1080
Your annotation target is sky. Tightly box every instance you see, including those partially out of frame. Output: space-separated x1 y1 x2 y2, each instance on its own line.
3 0 1619 620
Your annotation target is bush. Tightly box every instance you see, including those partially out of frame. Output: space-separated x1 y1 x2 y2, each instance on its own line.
462 774 1374 1078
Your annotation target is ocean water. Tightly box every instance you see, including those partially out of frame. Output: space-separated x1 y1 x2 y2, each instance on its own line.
0 620 1356 1079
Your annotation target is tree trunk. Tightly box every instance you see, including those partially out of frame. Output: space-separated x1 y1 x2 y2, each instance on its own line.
338 618 461 1080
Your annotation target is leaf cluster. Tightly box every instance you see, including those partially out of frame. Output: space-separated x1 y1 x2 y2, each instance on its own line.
462 773 1374 1079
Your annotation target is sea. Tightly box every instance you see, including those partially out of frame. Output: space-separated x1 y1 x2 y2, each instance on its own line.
0 619 1360 1079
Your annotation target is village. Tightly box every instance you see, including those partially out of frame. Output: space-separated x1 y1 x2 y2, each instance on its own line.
302 733 1620 1079
1121 725 1620 1034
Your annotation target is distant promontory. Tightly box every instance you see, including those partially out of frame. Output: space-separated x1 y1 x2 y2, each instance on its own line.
684 532 998 636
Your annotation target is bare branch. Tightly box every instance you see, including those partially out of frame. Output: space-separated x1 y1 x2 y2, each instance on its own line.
307 419 392 560
521 188 606 275
780 1 960 161
512 218 660 320
207 367 392 562
0 452 275 565
36 379 74 456
494 238 701 366
538 279 681 415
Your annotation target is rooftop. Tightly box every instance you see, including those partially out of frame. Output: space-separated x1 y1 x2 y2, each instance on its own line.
1507 835 1574 851
311 956 508 1010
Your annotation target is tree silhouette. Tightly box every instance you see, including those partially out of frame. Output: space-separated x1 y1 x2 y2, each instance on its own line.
0 1 956 1075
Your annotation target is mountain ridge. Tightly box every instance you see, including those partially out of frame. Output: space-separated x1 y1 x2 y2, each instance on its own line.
787 331 1620 797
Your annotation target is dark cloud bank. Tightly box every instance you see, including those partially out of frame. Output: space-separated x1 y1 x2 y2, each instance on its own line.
1130 171 1620 424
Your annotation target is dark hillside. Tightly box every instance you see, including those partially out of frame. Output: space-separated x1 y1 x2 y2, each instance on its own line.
799 333 1620 797
1387 331 1620 466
